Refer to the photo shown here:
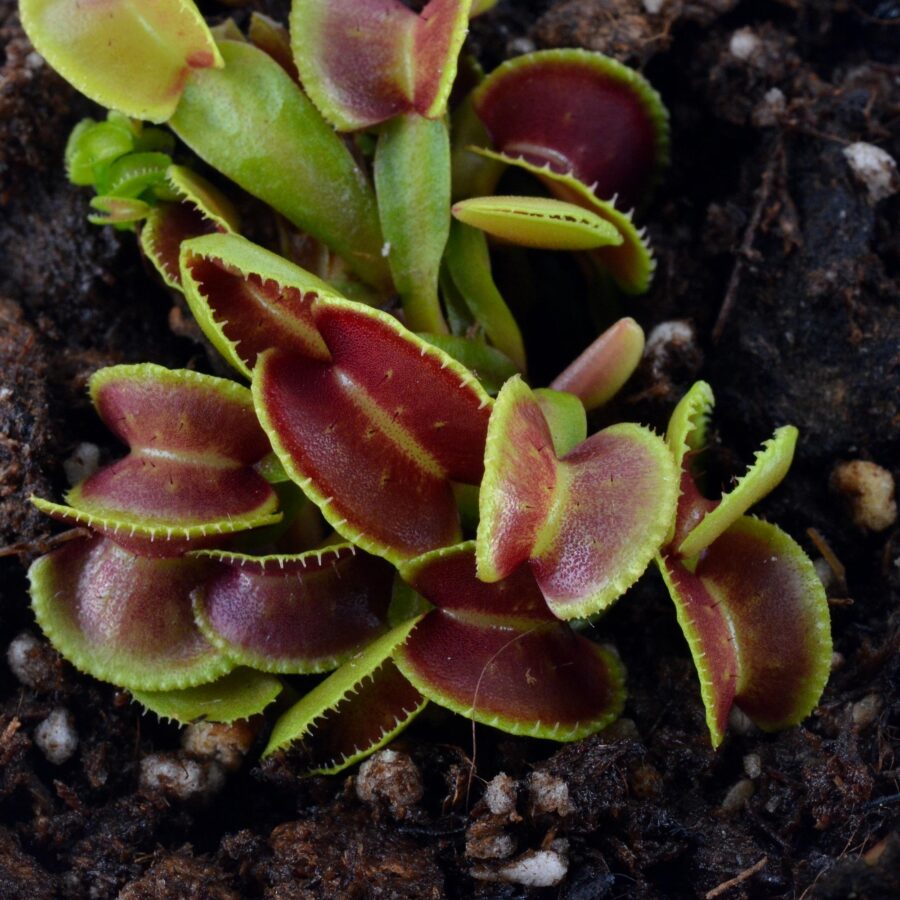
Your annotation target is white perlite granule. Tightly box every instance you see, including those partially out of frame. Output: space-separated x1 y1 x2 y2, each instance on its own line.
7 632 54 689
63 442 101 486
483 773 517 817
34 708 78 765
729 28 762 62
842 143 900 203
473 846 569 887
139 753 225 801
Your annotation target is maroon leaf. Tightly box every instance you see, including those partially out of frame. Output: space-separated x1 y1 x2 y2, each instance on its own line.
394 544 625 740
292 0 471 130
29 535 231 692
472 49 669 210
477 377 677 619
192 545 394 673
33 365 280 546
660 517 832 746
254 298 492 562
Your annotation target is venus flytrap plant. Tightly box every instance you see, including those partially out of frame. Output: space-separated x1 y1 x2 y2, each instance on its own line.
18 0 833 773
656 383 832 747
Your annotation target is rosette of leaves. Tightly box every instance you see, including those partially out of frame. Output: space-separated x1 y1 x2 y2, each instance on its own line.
17 0 833 772
28 364 397 721
265 543 625 774
657 382 832 746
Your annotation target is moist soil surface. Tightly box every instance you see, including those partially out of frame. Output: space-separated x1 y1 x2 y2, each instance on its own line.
1 1 899 897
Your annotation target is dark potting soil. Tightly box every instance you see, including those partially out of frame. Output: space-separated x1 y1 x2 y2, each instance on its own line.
1 0 898 896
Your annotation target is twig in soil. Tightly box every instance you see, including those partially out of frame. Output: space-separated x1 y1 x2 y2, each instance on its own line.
704 855 768 899
863 792 900 810
711 141 783 344
807 528 848 595
0 527 90 559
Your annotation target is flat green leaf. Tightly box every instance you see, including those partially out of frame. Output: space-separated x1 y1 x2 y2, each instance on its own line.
170 40 389 290
374 114 451 333
534 388 587 458
444 220 526 371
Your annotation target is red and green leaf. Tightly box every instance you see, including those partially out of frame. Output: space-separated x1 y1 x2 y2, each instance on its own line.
471 49 669 211
253 298 492 563
659 517 831 746
191 545 394 673
140 166 239 291
664 381 800 557
180 234 333 378
33 365 280 544
29 535 231 692
394 544 625 740
291 0 472 130
264 620 426 774
477 377 677 619
550 317 645 411
20 0 222 122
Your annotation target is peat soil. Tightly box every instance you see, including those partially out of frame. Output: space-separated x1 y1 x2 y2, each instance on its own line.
1 0 899 896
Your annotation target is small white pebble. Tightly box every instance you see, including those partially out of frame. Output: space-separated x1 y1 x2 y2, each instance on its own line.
743 753 762 779
34 708 78 765
721 778 755 814
139 752 225 801
831 460 897 532
644 320 700 381
752 88 787 127
25 51 45 70
356 749 423 814
831 651 845 672
728 706 757 736
181 720 255 772
473 849 569 887
63 442 101 487
729 28 762 62
528 770 574 817
507 37 537 57
7 632 54 690
851 694 881 730
643 0 666 13
843 143 900 203
484 772 517 817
